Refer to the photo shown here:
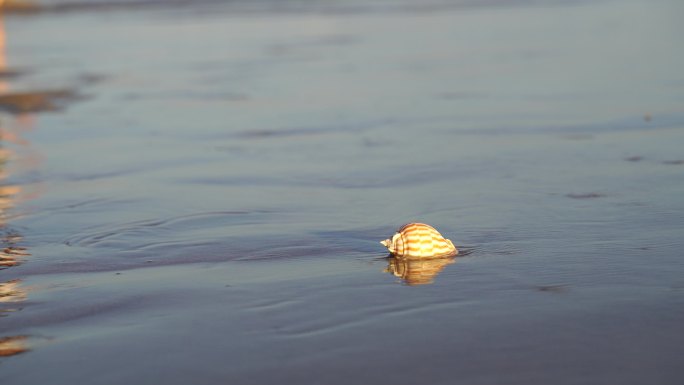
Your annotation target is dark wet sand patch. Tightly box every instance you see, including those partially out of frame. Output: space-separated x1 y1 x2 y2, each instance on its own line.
0 89 81 114
566 192 607 199
0 68 29 79
121 90 248 102
238 127 328 139
75 73 109 86
536 284 569 293
560 133 594 140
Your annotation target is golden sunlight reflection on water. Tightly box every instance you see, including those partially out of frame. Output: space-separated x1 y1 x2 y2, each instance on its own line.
0 14 31 270
0 279 25 303
0 335 28 357
0 13 38 354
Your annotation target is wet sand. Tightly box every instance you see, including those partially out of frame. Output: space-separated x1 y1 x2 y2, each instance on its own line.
1 0 684 384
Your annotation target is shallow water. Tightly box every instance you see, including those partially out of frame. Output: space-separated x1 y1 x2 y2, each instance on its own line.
1 0 684 384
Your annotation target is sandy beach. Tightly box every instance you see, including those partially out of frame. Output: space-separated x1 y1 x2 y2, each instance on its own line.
1 0 683 384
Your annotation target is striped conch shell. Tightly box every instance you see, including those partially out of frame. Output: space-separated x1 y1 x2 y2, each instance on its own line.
380 223 458 258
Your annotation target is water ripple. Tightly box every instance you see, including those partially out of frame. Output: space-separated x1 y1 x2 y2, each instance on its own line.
63 210 267 248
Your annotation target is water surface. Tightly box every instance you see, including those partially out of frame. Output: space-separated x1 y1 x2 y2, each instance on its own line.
1 0 683 384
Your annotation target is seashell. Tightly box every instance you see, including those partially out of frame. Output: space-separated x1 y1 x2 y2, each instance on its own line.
380 223 458 258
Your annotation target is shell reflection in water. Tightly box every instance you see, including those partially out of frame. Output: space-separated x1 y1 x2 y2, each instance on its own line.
380 223 458 258
386 255 456 286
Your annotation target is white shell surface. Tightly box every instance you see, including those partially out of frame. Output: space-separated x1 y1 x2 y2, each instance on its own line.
380 223 458 258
